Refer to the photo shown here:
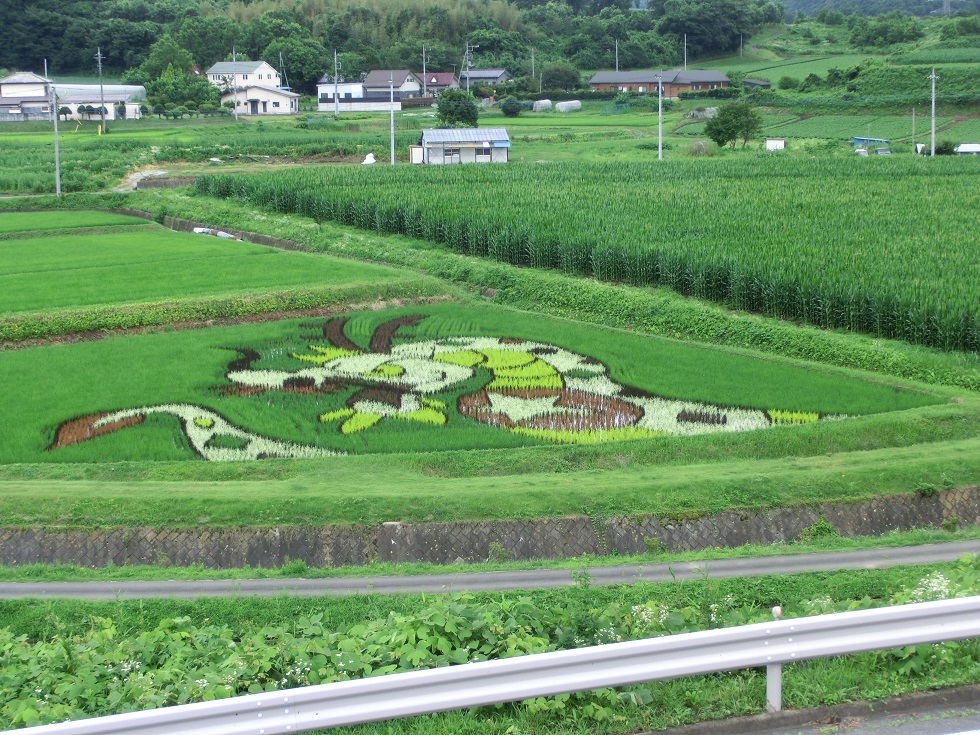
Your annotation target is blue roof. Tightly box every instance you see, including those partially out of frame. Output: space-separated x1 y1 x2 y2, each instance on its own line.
421 128 510 144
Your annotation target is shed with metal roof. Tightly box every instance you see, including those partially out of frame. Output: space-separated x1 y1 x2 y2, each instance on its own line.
416 128 510 164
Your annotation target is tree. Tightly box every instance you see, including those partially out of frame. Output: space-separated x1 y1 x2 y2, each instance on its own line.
262 36 328 93
436 88 479 128
704 101 762 148
146 63 218 109
541 61 581 91
132 35 194 82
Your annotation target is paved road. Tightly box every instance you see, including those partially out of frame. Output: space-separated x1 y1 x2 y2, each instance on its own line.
662 684 980 735
1 540 977 600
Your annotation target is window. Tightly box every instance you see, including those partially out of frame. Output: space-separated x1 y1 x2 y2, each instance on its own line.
444 147 460 162
273 101 280 108
242 74 248 80
639 86 647 93
476 146 491 157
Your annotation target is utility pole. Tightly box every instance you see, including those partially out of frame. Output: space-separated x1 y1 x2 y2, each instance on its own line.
95 47 107 133
615 40 619 72
279 51 289 89
531 48 535 81
389 73 395 165
929 67 939 156
333 49 340 117
231 48 239 121
911 107 916 152
422 45 429 97
656 74 663 161
464 44 478 92
50 80 62 197
740 34 743 59
684 34 687 70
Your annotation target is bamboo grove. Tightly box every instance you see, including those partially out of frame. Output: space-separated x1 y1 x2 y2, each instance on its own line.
195 157 980 352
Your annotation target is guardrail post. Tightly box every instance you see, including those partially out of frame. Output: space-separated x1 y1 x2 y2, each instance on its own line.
766 663 782 712
766 604 783 712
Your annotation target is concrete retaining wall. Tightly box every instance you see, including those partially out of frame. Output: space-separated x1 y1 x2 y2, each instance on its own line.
1 488 975 569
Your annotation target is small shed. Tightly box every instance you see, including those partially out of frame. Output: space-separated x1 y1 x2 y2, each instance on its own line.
851 136 889 147
418 128 510 164
955 143 980 155
765 138 785 151
742 79 771 89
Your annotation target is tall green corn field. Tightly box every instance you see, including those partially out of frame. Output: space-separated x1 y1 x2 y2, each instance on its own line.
196 157 980 353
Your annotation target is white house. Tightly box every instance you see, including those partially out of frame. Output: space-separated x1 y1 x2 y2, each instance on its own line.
206 61 282 92
0 71 50 98
221 85 300 115
414 128 510 164
316 80 399 112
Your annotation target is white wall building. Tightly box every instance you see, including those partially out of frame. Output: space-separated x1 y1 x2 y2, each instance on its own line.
221 85 300 115
206 61 282 92
415 128 510 164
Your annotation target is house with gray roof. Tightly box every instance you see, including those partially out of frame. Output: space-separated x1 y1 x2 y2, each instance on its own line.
363 70 422 99
459 69 513 87
413 128 510 164
589 70 729 97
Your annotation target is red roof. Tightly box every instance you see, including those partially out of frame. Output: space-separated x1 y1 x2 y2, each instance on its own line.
414 72 456 88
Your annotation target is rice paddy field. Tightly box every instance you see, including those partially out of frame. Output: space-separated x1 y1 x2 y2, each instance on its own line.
0 200 977 530
0 211 432 318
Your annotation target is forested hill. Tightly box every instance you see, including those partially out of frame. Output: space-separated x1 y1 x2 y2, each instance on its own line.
783 0 979 17
0 0 783 88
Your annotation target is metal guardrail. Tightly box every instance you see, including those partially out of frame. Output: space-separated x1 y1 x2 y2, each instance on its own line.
18 596 980 735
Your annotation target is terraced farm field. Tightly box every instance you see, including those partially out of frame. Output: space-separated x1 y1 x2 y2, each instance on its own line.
772 114 954 140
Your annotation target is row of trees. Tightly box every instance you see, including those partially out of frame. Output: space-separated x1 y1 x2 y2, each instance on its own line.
2 0 783 95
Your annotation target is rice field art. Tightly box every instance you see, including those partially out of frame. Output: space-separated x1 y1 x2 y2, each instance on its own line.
33 305 941 463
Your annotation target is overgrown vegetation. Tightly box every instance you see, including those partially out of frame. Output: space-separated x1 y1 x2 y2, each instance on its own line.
3 556 980 730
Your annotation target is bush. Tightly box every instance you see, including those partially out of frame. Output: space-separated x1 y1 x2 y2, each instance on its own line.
500 97 523 118
778 76 800 90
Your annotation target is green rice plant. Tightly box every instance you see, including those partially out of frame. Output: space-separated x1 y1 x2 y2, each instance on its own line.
0 302 946 464
0 211 146 234
0 225 412 316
